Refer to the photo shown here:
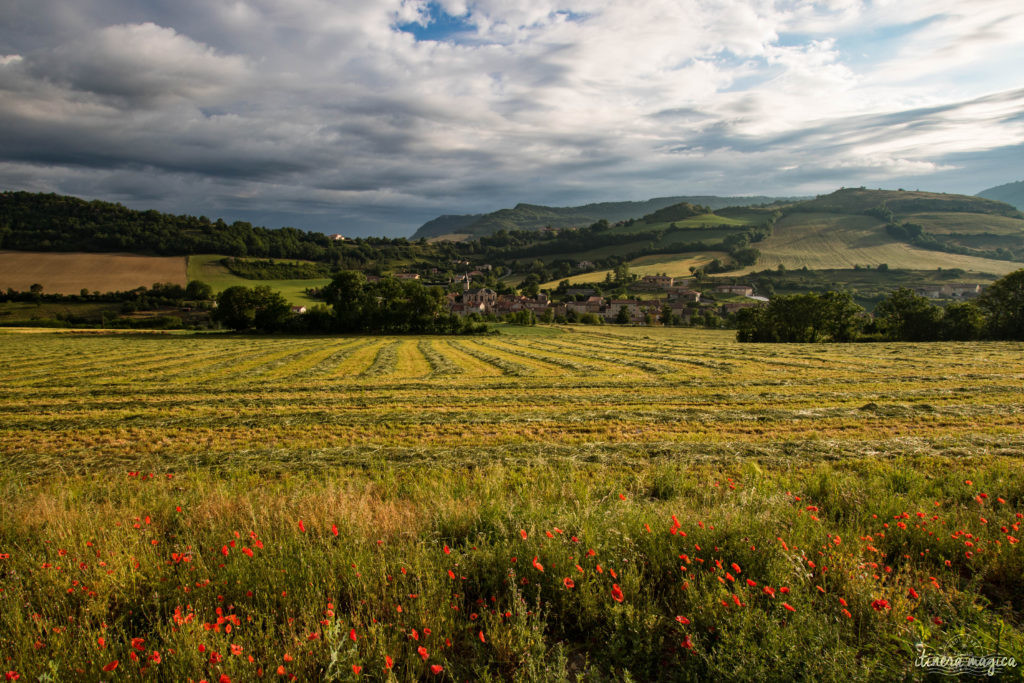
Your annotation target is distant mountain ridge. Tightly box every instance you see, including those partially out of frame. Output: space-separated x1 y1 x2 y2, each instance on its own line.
978 180 1024 211
413 195 797 239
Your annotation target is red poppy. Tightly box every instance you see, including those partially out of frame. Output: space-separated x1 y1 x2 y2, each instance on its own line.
871 599 890 611
298 519 306 532
102 661 119 672
520 530 527 540
782 603 795 612
675 616 690 625
418 646 429 661
349 629 357 642
352 665 362 675
479 630 486 643
563 577 575 589
131 637 145 651
430 665 444 675
611 584 624 602
384 655 394 670
332 524 339 537
443 544 451 554
230 644 243 656
531 556 544 572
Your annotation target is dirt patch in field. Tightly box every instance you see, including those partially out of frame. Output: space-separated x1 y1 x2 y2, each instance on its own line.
0 251 187 294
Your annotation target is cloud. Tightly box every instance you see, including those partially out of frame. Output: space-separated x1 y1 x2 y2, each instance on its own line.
0 0 1022 236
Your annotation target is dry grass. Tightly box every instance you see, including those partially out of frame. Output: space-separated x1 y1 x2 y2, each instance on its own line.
0 250 187 294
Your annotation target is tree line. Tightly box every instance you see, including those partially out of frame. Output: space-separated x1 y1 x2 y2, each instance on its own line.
213 273 486 335
736 269 1024 342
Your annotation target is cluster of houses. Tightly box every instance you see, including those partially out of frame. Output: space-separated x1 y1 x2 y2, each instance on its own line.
447 274 764 323
914 283 983 299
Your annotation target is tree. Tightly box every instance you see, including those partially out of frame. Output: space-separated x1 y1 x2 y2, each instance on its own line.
660 305 673 326
874 289 942 341
615 305 630 325
943 302 987 340
185 280 214 300
213 285 289 331
977 269 1024 340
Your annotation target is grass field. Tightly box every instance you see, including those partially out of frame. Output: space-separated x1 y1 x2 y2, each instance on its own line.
1 327 1022 680
186 254 331 305
541 253 728 287
0 251 187 294
734 214 1022 275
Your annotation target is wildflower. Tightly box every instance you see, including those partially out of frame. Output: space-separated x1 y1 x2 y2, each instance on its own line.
298 519 306 532
131 637 145 651
611 584 624 602
908 588 919 599
230 644 243 656
149 651 162 664
681 635 694 650
676 616 690 625
102 661 118 672
332 524 339 536
349 629 357 642
871 599 890 611
384 655 394 670
841 609 852 618
563 577 575 589
783 603 796 612
520 530 527 540
430 665 444 675
443 544 451 554
531 556 544 572
479 630 486 643
277 665 286 676
352 665 362 675
98 636 106 649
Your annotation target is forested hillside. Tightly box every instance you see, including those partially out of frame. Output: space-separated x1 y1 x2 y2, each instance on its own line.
0 192 343 260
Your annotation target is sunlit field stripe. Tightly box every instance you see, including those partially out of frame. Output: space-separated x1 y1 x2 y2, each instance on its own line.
428 340 504 377
331 340 387 378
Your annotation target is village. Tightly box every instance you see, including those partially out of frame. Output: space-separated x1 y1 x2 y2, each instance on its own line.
446 274 764 324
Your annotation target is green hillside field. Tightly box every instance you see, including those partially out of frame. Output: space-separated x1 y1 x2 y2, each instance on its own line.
734 213 1022 275
186 254 330 305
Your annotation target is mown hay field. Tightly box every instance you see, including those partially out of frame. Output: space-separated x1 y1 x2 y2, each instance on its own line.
1 326 1022 680
0 251 187 295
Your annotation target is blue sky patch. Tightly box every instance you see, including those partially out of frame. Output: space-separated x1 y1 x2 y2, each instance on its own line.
396 2 475 42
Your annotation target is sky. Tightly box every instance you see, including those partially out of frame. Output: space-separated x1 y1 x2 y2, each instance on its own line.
1 1 1023 237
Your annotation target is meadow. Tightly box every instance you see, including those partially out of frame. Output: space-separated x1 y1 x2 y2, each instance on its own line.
186 255 331 306
1 326 1022 681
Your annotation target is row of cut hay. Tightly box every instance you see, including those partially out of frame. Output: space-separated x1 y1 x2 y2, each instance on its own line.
244 340 358 382
416 339 465 376
361 341 401 377
185 341 319 384
477 337 608 375
446 340 534 376
392 339 433 377
331 340 388 378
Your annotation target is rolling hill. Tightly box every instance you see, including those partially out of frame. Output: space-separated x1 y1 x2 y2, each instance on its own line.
978 180 1024 211
412 195 795 239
